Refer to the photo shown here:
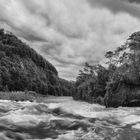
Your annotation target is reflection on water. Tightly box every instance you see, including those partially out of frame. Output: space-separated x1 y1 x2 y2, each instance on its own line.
0 97 140 140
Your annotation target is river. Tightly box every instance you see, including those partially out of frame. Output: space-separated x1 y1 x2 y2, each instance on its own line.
0 96 140 140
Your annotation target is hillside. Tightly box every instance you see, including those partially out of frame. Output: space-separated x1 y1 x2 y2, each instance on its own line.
73 31 140 107
0 29 74 95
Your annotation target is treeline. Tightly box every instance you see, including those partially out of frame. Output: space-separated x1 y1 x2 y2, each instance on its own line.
73 62 109 104
0 29 74 96
73 31 140 107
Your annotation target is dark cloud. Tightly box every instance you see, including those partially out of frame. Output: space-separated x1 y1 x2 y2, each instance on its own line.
88 0 140 19
128 0 140 3
1 21 47 42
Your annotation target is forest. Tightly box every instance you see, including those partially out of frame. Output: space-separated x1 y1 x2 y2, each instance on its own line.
0 29 74 96
1 28 140 107
73 31 140 107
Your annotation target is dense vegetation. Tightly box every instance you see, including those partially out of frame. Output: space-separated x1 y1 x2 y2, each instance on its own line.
73 63 108 104
73 31 140 107
0 29 74 96
2 28 140 107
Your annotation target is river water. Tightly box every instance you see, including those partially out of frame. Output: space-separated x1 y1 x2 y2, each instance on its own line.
0 96 140 140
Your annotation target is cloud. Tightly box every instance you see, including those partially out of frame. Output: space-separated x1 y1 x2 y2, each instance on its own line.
88 0 140 19
128 0 140 3
0 0 140 80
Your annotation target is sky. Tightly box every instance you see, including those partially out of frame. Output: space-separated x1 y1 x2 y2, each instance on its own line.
0 0 140 80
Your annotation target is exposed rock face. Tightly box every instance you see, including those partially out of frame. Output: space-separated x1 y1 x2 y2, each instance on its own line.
104 69 140 107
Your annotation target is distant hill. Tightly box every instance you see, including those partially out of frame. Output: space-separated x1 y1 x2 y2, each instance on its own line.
0 29 74 95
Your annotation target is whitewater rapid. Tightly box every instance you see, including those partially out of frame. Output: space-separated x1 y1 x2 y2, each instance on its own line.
0 97 140 140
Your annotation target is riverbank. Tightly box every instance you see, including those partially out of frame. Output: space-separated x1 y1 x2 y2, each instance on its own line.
0 91 49 102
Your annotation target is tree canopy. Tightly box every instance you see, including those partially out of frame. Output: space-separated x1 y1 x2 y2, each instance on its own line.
0 29 74 96
73 31 140 107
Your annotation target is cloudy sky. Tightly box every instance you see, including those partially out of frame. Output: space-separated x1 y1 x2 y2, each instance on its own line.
0 0 140 80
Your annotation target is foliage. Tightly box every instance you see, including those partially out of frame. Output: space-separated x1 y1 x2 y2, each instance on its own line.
74 31 140 107
0 29 74 96
104 31 140 107
74 62 109 102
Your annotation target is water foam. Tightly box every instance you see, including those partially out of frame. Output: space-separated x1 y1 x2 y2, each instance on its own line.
0 97 140 140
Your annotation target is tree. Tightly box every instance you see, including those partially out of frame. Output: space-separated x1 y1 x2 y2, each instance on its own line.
0 28 74 96
3 85 9 92
76 62 96 86
105 51 114 64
